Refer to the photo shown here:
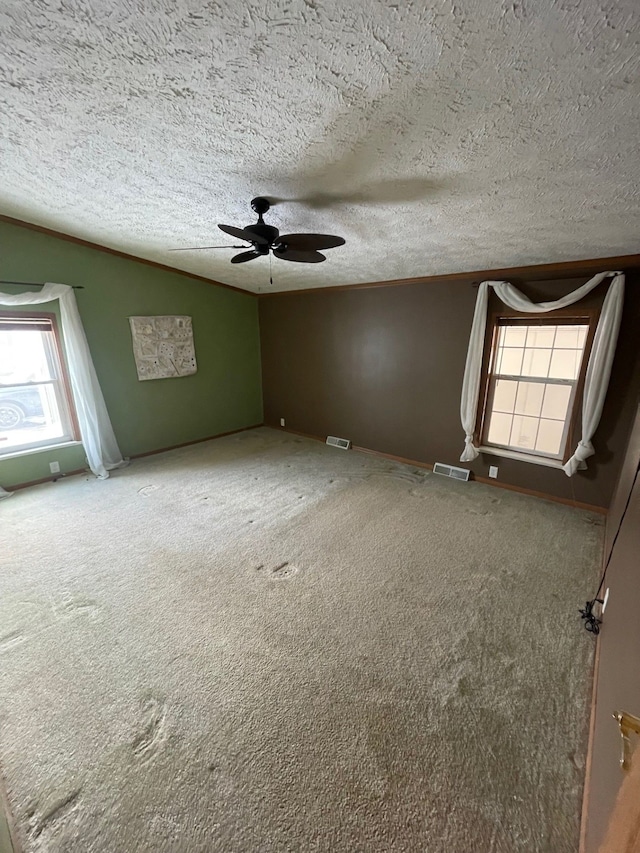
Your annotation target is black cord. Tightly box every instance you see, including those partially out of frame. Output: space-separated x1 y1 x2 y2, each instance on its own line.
579 463 639 635
579 598 605 635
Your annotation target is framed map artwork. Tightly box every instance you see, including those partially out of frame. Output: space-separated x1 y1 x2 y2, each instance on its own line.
129 315 197 381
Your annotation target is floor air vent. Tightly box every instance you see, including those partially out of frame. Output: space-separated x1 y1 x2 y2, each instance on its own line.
326 436 351 450
433 462 471 481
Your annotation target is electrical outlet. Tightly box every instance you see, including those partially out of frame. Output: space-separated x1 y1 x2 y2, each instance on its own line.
49 461 60 474
280 418 285 427
488 465 498 479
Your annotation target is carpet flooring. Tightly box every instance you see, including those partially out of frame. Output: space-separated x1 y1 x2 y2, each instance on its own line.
0 428 602 852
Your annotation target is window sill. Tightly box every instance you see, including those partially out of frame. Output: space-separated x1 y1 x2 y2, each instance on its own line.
0 440 83 462
477 445 564 470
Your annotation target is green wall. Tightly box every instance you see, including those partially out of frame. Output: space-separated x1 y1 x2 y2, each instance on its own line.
0 220 263 488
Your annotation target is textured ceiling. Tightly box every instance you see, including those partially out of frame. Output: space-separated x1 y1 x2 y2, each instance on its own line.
1 0 639 293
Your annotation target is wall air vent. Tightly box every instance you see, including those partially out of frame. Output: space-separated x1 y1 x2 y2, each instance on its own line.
326 436 351 450
433 462 471 481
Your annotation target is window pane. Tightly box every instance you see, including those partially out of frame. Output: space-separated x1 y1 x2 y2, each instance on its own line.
487 411 513 446
549 349 582 380
502 326 527 347
498 347 523 376
0 320 74 456
514 382 544 417
510 415 539 450
486 319 589 460
0 328 55 383
525 326 556 348
535 419 564 456
555 325 588 349
541 384 572 420
0 382 67 452
492 379 517 413
521 347 551 378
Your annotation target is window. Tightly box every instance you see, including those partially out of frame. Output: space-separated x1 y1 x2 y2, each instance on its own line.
0 313 78 456
478 314 595 464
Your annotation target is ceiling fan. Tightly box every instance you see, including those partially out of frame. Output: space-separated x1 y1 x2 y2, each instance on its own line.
170 197 345 264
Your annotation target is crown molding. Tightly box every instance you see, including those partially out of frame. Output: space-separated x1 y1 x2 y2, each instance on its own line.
259 253 640 297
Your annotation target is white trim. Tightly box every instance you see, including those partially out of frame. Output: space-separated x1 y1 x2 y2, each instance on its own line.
492 373 575 386
477 445 564 469
0 440 83 461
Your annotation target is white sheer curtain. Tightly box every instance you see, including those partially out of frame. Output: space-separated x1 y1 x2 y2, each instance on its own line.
0 282 127 490
459 271 625 476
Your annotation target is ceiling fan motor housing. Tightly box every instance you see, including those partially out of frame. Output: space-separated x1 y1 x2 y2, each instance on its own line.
246 198 280 249
244 222 280 248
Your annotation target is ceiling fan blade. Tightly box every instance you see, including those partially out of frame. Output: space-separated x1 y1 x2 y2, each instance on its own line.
219 224 269 245
231 250 262 264
168 245 247 251
278 233 345 251
273 248 326 264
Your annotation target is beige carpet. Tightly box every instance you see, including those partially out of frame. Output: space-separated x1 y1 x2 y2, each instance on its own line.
0 428 601 852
